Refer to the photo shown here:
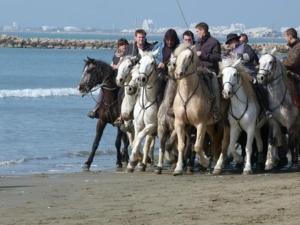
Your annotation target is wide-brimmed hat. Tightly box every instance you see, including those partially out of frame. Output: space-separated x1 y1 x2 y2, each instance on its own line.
225 33 240 44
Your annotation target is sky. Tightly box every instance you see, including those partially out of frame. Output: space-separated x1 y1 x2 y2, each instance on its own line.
0 0 299 29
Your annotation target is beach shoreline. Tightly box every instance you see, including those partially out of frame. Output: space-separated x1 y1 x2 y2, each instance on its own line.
1 170 300 225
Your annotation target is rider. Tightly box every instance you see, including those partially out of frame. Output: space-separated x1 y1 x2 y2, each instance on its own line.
125 29 154 58
155 28 180 103
87 38 129 119
195 22 221 121
225 33 271 118
283 28 300 104
182 30 195 46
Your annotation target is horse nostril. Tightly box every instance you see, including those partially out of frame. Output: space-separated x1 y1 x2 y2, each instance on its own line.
141 77 146 83
119 78 123 83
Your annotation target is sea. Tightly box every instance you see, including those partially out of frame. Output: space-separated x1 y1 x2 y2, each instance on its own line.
0 32 286 175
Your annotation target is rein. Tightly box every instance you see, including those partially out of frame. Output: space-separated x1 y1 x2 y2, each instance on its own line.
177 74 200 124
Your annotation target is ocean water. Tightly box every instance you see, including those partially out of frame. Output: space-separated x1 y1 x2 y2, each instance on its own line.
0 47 121 175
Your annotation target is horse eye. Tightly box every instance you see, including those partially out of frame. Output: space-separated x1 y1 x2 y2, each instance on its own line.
233 73 237 77
151 62 154 65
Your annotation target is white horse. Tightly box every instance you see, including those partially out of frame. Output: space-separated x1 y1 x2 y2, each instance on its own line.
257 49 300 170
220 58 264 174
127 48 160 172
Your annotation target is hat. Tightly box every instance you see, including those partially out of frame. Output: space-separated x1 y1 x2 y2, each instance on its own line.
225 33 240 44
117 38 129 47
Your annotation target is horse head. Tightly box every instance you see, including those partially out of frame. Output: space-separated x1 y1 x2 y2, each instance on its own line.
78 57 114 96
116 56 139 87
173 44 197 80
257 49 277 84
137 48 159 87
220 58 242 99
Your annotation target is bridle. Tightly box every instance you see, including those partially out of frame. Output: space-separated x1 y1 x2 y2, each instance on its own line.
174 47 197 80
222 66 248 128
257 53 279 83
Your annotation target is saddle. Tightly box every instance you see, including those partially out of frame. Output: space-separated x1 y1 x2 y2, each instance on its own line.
287 71 300 108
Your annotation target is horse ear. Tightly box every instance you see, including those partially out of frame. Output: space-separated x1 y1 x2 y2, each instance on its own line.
138 48 145 57
261 47 267 55
270 47 277 55
232 58 242 68
87 56 91 61
130 56 138 63
152 48 160 57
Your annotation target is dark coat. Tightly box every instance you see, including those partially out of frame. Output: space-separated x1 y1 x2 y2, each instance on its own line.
125 40 154 58
195 33 221 74
283 39 300 78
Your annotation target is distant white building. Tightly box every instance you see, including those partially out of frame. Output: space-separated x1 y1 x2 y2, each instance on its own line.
142 19 154 32
63 26 81 32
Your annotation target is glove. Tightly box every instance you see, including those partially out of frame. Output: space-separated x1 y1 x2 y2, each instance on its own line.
242 53 250 61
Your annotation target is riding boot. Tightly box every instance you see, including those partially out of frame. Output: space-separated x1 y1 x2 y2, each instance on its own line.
253 84 272 119
87 89 103 119
87 103 100 119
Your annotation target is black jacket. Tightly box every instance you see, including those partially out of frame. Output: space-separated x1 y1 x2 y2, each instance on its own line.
196 33 221 74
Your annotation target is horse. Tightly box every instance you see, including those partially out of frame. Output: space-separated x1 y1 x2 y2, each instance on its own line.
172 44 230 175
156 55 196 174
115 56 140 145
78 57 129 170
127 48 161 172
220 58 265 174
257 49 300 170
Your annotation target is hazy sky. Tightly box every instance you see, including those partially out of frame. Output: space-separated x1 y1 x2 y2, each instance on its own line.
1 0 299 29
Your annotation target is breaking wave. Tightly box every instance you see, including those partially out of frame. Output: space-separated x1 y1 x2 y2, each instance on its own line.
0 88 80 98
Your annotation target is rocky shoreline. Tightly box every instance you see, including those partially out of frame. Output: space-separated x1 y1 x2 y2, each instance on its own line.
0 34 290 53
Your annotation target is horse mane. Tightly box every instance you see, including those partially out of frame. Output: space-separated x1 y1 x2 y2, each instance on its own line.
236 65 258 104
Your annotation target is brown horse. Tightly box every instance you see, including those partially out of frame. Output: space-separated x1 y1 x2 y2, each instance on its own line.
78 57 129 170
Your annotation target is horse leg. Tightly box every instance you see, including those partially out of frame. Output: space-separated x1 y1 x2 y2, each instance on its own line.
265 122 281 170
115 128 123 168
139 135 154 171
127 124 156 172
184 134 194 174
243 126 255 174
194 123 209 169
229 124 243 166
83 120 106 171
156 130 167 174
213 124 230 175
255 127 264 172
173 120 186 175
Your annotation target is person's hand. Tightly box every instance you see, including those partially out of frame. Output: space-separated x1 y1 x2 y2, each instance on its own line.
196 51 202 56
111 64 118 70
157 62 165 69
242 53 250 61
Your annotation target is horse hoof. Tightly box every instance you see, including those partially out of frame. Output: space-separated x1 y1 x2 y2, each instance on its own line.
82 164 90 172
243 170 252 175
173 170 183 176
212 169 222 175
186 167 194 175
155 167 162 175
138 163 146 172
127 167 134 173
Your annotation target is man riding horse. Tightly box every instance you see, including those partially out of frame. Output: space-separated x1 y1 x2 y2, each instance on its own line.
225 33 272 119
283 28 300 107
195 22 221 121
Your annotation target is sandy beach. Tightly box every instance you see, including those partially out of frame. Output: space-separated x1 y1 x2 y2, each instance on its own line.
1 170 300 225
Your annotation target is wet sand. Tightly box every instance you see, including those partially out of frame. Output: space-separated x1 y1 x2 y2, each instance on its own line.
0 170 300 225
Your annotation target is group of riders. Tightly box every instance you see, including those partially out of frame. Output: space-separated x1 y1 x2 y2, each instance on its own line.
87 22 300 129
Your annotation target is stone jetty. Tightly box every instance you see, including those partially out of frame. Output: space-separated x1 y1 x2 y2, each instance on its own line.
0 34 290 53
